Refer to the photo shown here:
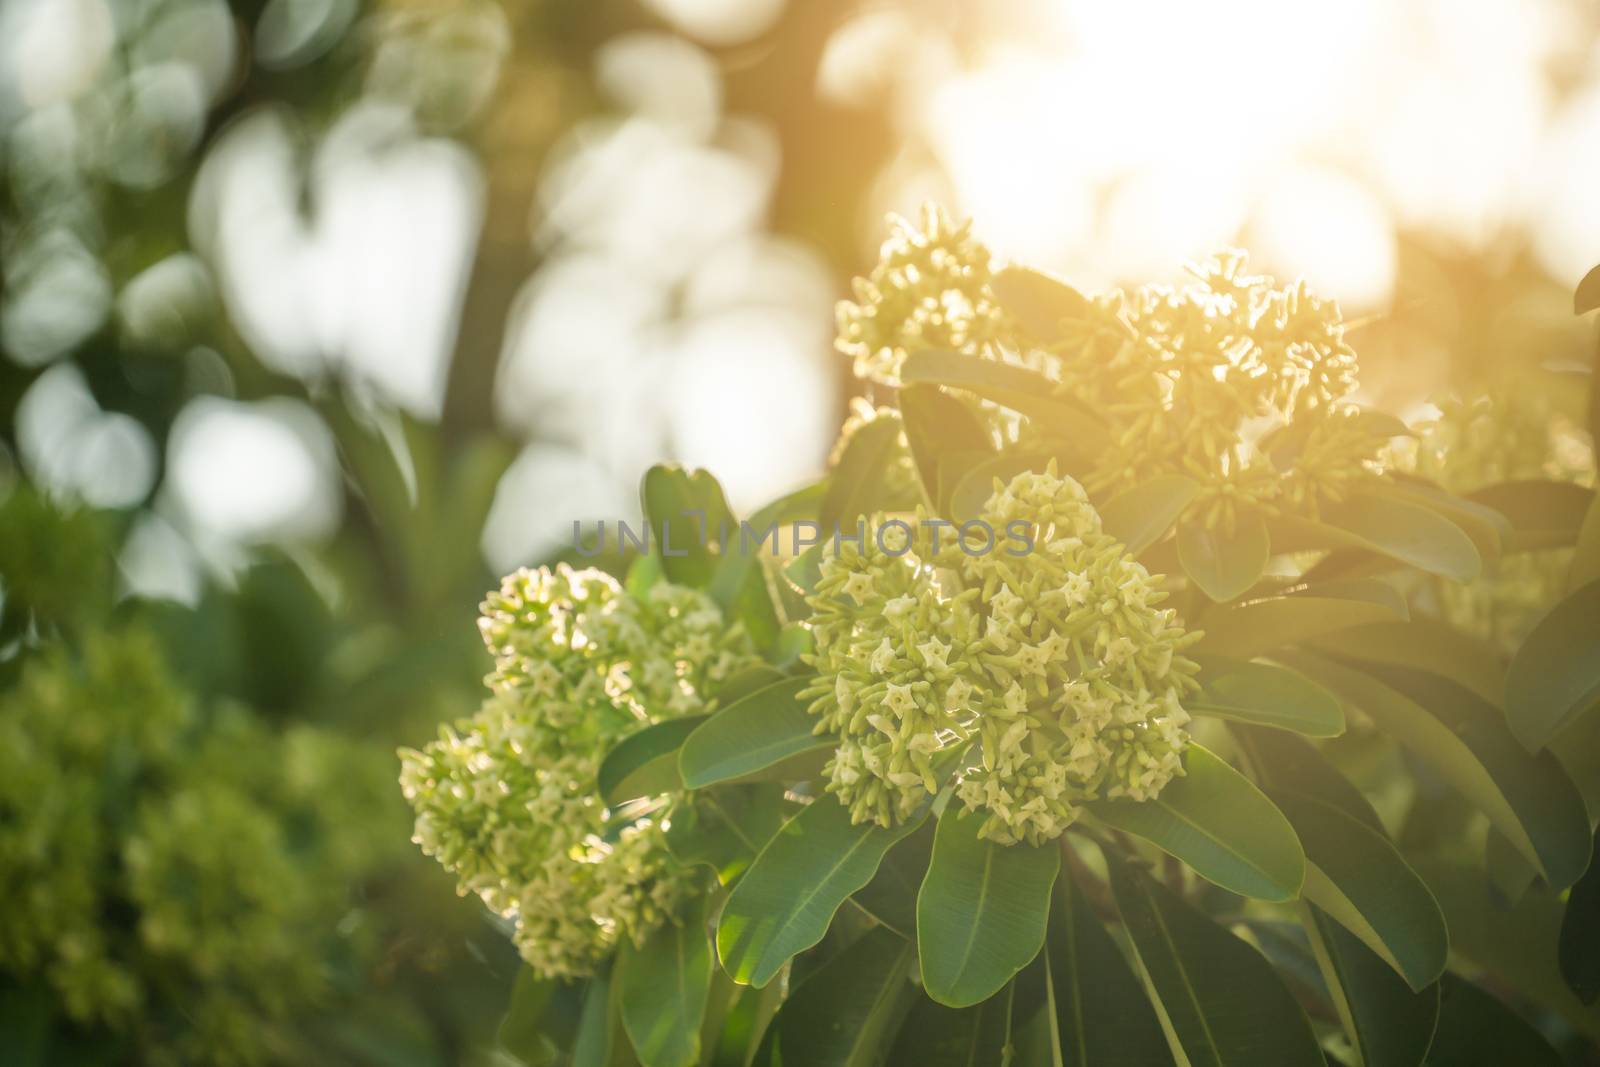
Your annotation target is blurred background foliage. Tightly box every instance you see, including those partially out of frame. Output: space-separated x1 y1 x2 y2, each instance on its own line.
1 0 1599 1062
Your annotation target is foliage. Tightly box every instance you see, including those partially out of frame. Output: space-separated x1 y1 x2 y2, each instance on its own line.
0 490 411 1065
403 208 1600 1066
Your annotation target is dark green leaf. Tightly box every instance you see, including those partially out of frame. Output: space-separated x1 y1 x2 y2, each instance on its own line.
1424 974 1560 1066
1194 586 1406 659
851 824 933 939
1375 477 1509 558
946 451 1053 524
1506 578 1600 752
900 384 996 514
1108 859 1324 1067
599 717 708 806
782 543 824 597
917 809 1061 1007
1286 654 1593 890
991 264 1090 339
1090 744 1305 901
498 966 560 1067
1485 826 1538 907
1309 619 1504 707
898 350 1109 447
1270 789 1447 990
822 411 913 532
573 966 622 1067
1099 475 1200 556
642 465 736 588
666 788 794 886
1467 480 1594 552
1190 656 1344 736
1316 493 1481 582
718 797 928 987
752 926 915 1067
1560 827 1600 1005
1570 492 1600 592
679 678 830 790
1177 513 1271 602
711 482 827 650
1301 906 1439 1067
1044 872 1174 1067
886 988 1013 1066
1576 263 1600 314
1232 726 1383 831
617 896 715 1067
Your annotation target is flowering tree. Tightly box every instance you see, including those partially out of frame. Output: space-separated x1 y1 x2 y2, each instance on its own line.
400 209 1600 1066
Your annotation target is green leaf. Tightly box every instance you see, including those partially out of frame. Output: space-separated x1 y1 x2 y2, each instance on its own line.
1373 476 1510 558
1468 480 1594 552
599 717 708 806
946 451 1053 524
1268 790 1446 990
1308 619 1505 707
1300 905 1440 1067
783 543 824 597
1418 859 1600 1042
666 788 793 886
642 465 736 588
1570 493 1600 593
1193 586 1405 659
1177 513 1271 602
1043 873 1174 1067
573 966 622 1067
751 926 914 1067
1089 744 1305 901
1506 578 1600 752
1189 656 1344 736
1424 974 1561 1066
710 482 827 651
717 797 928 987
1231 725 1383 831
1285 654 1594 890
822 412 912 532
1560 827 1600 1005
900 384 996 514
991 264 1090 339
1108 859 1324 1067
886 989 1014 1066
916 809 1061 1008
1316 492 1481 582
679 678 831 790
898 350 1108 447
617 897 715 1067
851 825 933 939
1577 263 1600 314
498 966 560 1067
1099 475 1200 556
1486 826 1539 907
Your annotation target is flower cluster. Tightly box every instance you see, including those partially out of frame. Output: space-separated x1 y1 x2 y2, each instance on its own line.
1405 387 1596 652
400 565 760 978
838 212 1400 532
0 627 389 1066
1046 252 1387 530
836 203 1006 385
803 466 1201 845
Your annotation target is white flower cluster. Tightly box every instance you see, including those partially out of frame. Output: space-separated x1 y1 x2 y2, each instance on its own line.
803 467 1201 845
400 565 760 977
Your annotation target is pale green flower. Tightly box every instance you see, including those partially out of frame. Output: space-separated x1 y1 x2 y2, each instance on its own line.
1404 387 1596 654
401 565 759 978
836 203 1005 385
803 468 1201 846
